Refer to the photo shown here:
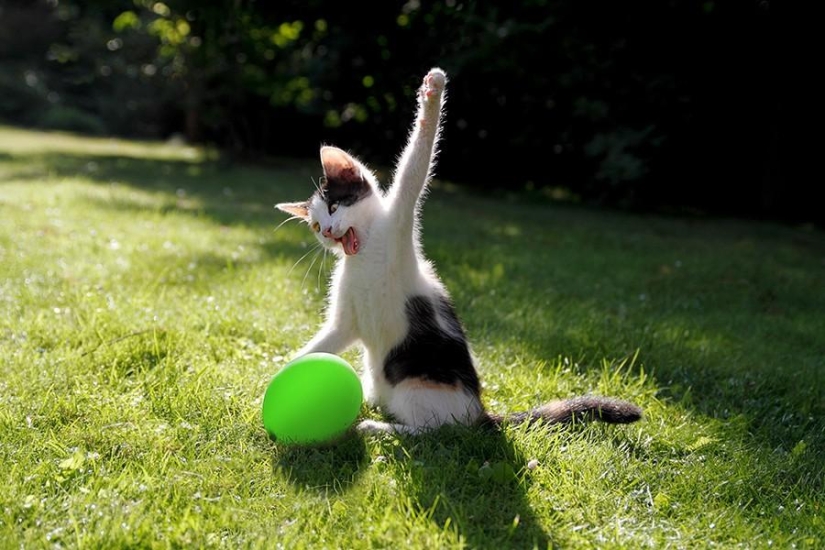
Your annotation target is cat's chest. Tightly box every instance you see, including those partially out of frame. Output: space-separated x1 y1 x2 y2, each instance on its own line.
340 256 414 348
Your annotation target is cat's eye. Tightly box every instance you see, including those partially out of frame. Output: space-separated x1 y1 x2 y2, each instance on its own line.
328 202 339 214
311 221 320 232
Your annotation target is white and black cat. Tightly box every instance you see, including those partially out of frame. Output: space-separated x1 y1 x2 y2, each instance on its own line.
277 68 641 435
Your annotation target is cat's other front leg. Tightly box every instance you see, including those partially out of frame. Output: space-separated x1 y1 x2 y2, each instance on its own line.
418 68 446 125
387 68 448 228
295 325 355 358
420 68 446 101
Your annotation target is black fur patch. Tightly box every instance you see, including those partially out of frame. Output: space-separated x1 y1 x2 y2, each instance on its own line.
319 172 372 210
383 295 481 395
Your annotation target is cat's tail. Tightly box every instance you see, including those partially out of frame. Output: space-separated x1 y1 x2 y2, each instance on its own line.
481 396 642 428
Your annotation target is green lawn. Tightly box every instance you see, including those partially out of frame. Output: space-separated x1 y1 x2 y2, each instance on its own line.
1 125 823 549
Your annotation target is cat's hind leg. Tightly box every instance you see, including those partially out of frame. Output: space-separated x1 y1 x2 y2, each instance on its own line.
356 419 423 436
389 379 484 427
356 378 483 436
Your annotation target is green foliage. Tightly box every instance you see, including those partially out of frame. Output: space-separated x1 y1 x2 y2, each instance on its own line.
112 10 140 33
0 69 49 124
584 126 657 186
35 105 107 135
1 127 823 548
0 1 805 217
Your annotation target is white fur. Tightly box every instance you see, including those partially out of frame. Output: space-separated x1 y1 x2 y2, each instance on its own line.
387 380 484 427
290 69 484 434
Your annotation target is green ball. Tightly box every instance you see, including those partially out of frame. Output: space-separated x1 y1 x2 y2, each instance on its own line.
262 352 363 445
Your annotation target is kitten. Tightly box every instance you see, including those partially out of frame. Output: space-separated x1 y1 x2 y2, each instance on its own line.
277 68 642 435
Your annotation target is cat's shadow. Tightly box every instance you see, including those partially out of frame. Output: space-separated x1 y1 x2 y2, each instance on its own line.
392 426 551 548
271 426 551 548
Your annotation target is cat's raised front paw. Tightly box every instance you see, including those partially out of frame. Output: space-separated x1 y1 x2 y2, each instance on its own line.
421 68 447 99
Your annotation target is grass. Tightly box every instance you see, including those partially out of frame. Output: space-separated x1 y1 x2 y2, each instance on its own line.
1 124 823 549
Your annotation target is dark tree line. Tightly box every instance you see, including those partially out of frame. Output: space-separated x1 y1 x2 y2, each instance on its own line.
1 0 805 221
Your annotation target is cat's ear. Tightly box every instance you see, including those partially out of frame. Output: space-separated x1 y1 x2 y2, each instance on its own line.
320 146 362 183
276 201 310 219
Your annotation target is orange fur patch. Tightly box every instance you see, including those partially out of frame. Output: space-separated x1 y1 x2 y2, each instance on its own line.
401 378 460 391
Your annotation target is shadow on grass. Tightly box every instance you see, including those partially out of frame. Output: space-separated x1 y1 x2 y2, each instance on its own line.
393 426 553 548
269 425 553 548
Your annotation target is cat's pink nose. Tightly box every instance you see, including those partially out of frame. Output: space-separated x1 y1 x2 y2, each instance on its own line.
322 227 334 238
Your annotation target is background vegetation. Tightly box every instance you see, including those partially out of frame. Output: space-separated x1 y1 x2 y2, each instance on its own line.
0 0 802 220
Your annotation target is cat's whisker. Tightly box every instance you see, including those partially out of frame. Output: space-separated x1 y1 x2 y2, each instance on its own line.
287 243 322 277
310 176 322 194
272 215 303 236
301 246 323 291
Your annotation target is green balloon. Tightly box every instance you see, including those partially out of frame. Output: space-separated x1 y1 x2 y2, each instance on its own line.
262 352 363 445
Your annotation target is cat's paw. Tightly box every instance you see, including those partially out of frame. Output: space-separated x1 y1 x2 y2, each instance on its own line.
421 68 447 100
356 419 393 434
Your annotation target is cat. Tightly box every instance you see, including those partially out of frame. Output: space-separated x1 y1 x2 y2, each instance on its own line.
276 68 642 435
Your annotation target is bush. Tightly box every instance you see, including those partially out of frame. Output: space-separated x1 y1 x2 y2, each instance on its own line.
36 105 107 135
0 69 48 126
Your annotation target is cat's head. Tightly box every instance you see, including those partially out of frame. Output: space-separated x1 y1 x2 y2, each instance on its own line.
277 146 380 256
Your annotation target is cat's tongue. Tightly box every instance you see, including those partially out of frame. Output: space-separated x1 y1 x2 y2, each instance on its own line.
338 227 359 255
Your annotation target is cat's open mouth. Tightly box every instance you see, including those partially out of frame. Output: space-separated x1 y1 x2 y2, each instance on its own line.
334 227 360 255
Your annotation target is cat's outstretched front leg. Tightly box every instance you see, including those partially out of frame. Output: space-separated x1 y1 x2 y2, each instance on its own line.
295 324 355 358
294 274 357 358
388 68 447 233
295 293 356 357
